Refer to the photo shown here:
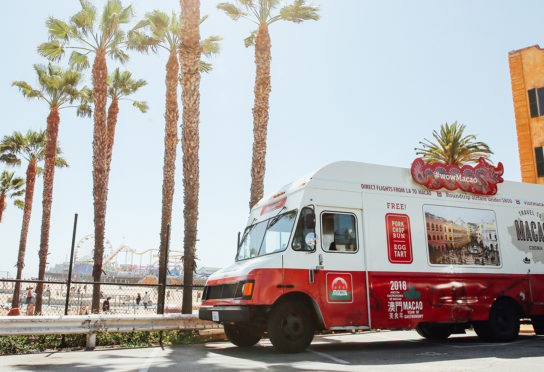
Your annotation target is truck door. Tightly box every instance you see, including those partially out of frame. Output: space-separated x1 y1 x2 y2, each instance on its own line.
316 207 369 328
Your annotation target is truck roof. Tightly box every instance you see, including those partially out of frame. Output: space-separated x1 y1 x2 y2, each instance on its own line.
255 161 544 208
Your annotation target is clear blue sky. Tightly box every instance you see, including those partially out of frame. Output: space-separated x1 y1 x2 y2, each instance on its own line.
0 0 540 277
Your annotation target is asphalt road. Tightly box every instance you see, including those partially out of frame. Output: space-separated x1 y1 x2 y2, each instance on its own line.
2 330 544 371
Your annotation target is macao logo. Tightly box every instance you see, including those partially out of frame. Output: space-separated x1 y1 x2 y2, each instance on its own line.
403 285 421 300
329 277 351 301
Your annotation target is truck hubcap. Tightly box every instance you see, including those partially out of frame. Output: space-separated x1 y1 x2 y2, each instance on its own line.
282 313 304 339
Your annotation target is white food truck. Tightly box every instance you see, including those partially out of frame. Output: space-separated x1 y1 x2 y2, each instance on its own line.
199 160 544 352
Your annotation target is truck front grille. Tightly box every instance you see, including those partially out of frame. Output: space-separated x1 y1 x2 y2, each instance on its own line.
203 283 244 300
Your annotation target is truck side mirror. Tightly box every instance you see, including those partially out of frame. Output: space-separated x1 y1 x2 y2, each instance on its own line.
305 213 316 229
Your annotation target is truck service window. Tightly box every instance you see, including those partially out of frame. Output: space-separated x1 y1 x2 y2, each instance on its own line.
236 210 297 261
321 213 357 252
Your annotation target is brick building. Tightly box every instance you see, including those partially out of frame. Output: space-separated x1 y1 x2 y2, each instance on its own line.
509 45 544 183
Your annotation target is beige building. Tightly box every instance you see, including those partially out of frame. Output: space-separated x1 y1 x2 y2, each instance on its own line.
509 45 544 183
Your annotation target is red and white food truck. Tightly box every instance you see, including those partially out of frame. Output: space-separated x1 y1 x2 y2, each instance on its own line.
199 160 544 352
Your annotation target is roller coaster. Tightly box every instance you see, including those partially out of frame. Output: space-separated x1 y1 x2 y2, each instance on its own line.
73 234 184 276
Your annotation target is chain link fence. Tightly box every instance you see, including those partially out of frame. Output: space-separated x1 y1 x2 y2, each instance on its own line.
0 279 204 316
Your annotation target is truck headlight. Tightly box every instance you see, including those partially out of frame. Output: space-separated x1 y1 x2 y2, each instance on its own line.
241 281 254 298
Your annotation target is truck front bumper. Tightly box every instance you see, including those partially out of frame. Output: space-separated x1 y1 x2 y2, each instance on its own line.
199 305 252 323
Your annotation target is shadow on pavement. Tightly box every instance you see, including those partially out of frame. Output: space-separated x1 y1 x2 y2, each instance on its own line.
5 333 544 371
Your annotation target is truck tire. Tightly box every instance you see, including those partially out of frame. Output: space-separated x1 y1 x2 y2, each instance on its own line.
223 324 262 347
416 322 452 340
531 316 544 335
474 300 520 342
268 300 315 353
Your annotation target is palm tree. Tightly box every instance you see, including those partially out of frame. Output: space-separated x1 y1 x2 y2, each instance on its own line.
217 0 319 209
0 170 24 223
179 0 204 314
38 0 134 313
128 9 220 313
13 63 89 314
0 130 68 309
414 121 493 166
106 68 147 180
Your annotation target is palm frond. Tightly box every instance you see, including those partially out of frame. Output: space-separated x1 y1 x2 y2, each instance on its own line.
14 199 25 210
0 153 21 166
0 130 49 166
69 51 90 71
279 1 320 24
217 3 247 20
118 4 134 24
201 36 222 57
132 19 149 31
170 11 182 36
0 171 25 195
199 61 213 73
71 0 97 34
54 148 69 168
37 41 65 62
12 81 43 99
199 14 209 25
77 103 93 118
414 121 493 166
101 0 133 38
146 10 170 39
132 100 148 113
244 30 257 47
127 29 159 53
46 17 77 40
109 44 129 64
101 0 122 36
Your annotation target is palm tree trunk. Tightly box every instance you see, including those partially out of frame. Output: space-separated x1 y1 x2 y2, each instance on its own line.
158 49 180 314
102 96 119 239
105 96 119 179
180 0 202 314
35 107 60 314
249 24 272 209
91 49 109 313
0 194 5 223
12 160 37 309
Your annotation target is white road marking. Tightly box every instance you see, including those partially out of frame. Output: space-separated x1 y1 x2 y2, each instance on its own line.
417 351 447 356
372 332 421 343
138 346 162 372
309 349 350 365
451 339 533 349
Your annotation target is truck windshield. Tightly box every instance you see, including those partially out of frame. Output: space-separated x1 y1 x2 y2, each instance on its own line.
236 210 297 261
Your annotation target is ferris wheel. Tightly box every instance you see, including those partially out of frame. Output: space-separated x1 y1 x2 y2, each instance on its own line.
74 234 114 265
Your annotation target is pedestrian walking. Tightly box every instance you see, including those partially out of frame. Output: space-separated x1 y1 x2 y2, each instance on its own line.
25 287 35 315
102 297 111 312
136 293 141 307
45 284 51 306
143 292 150 309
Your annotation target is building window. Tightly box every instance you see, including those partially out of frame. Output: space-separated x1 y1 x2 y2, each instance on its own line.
536 147 544 177
528 88 544 118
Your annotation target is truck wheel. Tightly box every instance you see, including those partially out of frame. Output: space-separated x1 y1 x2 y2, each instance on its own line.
474 300 520 342
531 316 544 335
223 324 262 347
268 300 315 353
416 322 452 340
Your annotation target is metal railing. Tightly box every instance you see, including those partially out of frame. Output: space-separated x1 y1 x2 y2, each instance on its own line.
0 279 204 316
0 313 222 349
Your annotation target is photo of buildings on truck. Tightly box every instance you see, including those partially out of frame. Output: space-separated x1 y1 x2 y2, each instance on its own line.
199 158 544 352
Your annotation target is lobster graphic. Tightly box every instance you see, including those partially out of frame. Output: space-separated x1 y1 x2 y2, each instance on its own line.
411 157 504 196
